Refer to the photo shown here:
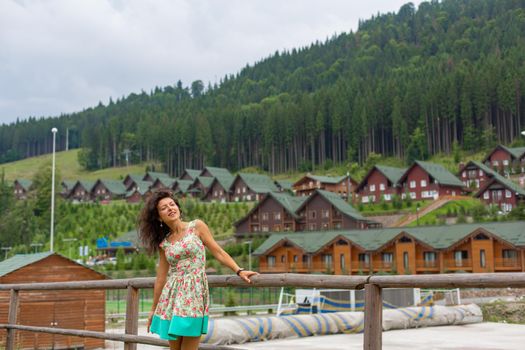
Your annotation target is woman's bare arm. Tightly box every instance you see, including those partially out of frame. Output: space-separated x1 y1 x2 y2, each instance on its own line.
196 219 258 283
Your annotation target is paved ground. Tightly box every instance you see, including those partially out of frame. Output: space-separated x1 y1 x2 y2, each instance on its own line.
103 322 525 349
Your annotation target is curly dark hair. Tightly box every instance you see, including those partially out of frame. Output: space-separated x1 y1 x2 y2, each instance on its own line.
138 189 183 255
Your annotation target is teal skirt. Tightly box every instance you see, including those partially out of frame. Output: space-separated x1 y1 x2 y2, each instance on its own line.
150 314 209 340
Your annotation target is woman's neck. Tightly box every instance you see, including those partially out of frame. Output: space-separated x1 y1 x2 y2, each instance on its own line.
167 220 186 236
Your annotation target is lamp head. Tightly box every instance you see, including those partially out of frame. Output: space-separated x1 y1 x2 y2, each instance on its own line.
51 127 58 133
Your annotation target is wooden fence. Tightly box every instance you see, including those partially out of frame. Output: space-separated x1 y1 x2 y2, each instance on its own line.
1 272 525 350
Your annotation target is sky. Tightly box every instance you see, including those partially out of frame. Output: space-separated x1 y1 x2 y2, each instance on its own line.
0 0 424 125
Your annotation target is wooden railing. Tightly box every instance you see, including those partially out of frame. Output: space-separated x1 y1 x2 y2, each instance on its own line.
2 273 525 350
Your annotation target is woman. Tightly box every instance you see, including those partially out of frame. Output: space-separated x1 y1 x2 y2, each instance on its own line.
139 189 257 350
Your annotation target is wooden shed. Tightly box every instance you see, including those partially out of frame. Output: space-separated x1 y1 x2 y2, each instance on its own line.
0 252 108 349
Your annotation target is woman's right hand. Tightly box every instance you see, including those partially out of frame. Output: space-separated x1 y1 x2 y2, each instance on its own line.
146 310 155 332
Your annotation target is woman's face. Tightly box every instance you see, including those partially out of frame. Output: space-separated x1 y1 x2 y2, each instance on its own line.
157 197 181 225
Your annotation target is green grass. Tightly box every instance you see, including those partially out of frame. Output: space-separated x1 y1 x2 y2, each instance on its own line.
359 200 433 216
407 198 483 226
1 149 157 182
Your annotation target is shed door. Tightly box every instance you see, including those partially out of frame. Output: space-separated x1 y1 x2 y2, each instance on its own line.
53 300 85 349
19 302 54 349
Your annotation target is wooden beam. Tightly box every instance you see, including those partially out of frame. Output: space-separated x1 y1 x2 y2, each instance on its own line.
364 284 382 350
1 273 525 291
6 289 19 350
0 324 235 349
124 286 139 350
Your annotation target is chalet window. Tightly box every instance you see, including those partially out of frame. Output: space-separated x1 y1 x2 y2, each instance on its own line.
246 195 252 201
309 210 317 219
503 160 509 166
252 213 258 220
242 187 246 193
479 170 484 176
399 236 412 243
340 254 345 270
423 252 436 263
274 212 281 220
237 188 241 194
480 249 486 268
358 253 369 263
454 250 468 267
334 222 341 229
308 223 316 230
493 160 499 166
316 181 321 187
262 213 269 221
403 252 409 269
379 183 385 191
273 225 281 232
475 179 480 188
474 233 489 240
382 253 393 263
505 190 512 198
214 190 218 196
370 195 376 202
267 256 276 267
281 255 285 263
251 225 259 232
462 171 466 177
362 196 369 203
410 192 416 199
309 181 314 187
293 255 298 263
420 180 427 187
336 239 348 245
284 224 292 231
322 254 333 268
483 191 489 199
321 209 330 218
492 190 502 201
370 184 376 191
302 255 310 264
261 225 269 232
502 249 518 260
321 223 329 230
409 180 416 188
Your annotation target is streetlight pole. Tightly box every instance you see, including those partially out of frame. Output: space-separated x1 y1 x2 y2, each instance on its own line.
243 241 253 271
50 127 58 252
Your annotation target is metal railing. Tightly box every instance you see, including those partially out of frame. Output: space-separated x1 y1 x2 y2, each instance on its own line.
2 273 525 349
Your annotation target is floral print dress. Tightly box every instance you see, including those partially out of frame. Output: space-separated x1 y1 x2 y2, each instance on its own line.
150 220 209 340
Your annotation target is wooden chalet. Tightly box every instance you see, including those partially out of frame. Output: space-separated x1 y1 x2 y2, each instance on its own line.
398 161 464 200
122 174 145 190
295 189 381 231
125 180 152 193
172 179 193 196
354 165 406 204
60 180 76 198
457 160 497 191
275 180 294 193
254 221 525 275
230 173 279 202
202 173 235 202
91 179 127 201
483 145 525 174
149 176 177 192
187 176 214 198
0 252 107 349
96 230 139 257
13 179 32 200
199 166 233 178
474 172 525 212
179 169 201 181
143 171 170 182
125 187 149 203
292 174 356 198
234 192 307 238
67 180 96 202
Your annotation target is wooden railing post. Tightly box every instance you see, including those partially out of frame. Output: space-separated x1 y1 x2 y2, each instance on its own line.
6 289 19 350
364 284 382 350
124 285 139 350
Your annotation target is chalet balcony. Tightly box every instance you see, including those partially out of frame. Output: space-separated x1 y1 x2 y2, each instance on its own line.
444 259 472 270
371 261 394 272
351 261 370 272
416 259 440 272
494 257 522 271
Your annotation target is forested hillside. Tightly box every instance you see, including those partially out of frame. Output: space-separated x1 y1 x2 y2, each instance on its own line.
2 0 525 175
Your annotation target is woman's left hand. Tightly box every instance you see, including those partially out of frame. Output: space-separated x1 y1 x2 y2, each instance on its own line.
239 270 259 284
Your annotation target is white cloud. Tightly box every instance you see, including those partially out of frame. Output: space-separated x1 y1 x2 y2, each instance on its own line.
0 0 423 124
